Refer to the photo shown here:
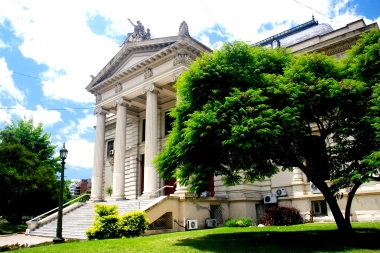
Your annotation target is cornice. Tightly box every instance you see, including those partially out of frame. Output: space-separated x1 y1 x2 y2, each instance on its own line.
89 36 210 94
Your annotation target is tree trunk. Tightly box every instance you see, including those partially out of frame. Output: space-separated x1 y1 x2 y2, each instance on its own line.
320 185 352 232
344 181 362 229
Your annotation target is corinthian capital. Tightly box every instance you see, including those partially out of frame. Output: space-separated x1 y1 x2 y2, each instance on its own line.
94 107 109 116
113 98 131 107
142 84 161 95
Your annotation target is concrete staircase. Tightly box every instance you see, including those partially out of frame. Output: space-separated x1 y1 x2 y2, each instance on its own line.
29 198 156 240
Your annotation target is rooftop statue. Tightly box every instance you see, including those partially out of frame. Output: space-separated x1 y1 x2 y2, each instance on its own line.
121 19 151 46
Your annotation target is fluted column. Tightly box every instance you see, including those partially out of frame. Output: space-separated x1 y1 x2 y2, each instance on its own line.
292 167 305 196
142 84 160 196
90 107 109 202
111 98 130 200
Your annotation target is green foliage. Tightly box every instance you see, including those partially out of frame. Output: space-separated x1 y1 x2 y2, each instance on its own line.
155 33 380 232
0 117 61 223
261 206 304 226
225 217 252 227
86 204 149 240
106 186 113 197
118 211 150 238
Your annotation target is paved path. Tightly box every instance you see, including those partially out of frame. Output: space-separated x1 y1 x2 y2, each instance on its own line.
0 234 54 247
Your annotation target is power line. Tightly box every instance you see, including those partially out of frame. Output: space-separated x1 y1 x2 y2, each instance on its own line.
292 0 345 25
0 107 95 111
203 1 228 42
11 71 49 81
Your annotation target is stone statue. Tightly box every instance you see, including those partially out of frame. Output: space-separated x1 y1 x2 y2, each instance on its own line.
178 21 190 36
121 19 151 45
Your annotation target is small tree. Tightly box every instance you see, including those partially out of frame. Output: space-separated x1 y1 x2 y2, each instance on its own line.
106 186 113 197
0 118 60 223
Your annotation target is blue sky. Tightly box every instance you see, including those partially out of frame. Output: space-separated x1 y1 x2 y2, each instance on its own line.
0 0 379 181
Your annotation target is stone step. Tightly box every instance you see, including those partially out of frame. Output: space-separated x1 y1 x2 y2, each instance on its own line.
29 198 157 239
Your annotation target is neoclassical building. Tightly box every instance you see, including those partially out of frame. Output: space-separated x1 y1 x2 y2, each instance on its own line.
87 18 380 228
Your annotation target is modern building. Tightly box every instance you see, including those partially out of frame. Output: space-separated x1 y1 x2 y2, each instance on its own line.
86 18 380 230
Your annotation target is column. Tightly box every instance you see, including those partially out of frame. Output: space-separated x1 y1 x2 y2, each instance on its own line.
142 84 160 196
90 107 109 202
111 98 130 200
292 167 305 196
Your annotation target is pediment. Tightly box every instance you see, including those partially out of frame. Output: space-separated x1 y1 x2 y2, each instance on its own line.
87 37 179 90
86 35 212 93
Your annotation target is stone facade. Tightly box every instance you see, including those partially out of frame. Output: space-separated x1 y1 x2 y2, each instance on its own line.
86 19 380 227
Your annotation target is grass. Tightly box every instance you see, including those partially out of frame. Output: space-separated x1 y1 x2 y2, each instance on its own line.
0 222 27 235
13 222 380 253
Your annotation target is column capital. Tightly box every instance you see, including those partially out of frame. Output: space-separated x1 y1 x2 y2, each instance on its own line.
142 84 161 95
94 107 109 116
113 98 131 108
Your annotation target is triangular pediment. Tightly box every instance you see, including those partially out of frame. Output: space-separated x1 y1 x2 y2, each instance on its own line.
86 35 212 93
86 37 179 90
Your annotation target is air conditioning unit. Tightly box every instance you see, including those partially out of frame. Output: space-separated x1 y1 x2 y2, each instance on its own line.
109 150 114 156
310 181 321 194
200 191 210 197
187 220 198 230
276 188 287 197
263 194 277 204
205 218 217 228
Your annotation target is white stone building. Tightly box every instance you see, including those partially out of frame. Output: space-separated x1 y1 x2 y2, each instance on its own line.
87 19 380 229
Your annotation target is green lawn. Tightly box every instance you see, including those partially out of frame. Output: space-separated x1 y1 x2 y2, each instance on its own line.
15 222 380 253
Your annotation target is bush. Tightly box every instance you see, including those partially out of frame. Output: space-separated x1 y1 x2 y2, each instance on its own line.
261 206 304 226
86 204 119 240
225 217 252 227
118 211 150 238
86 204 150 240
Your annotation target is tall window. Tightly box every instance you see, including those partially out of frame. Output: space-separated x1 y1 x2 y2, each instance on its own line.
107 141 114 158
142 119 146 142
165 111 174 136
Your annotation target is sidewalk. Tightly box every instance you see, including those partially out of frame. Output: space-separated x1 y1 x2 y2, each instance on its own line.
0 233 54 247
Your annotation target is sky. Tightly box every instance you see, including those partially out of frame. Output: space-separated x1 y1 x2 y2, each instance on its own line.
0 0 379 181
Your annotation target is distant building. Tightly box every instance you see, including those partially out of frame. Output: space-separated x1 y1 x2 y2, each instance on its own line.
69 179 91 195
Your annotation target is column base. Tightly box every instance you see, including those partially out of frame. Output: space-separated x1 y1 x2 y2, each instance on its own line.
89 197 104 203
110 197 126 201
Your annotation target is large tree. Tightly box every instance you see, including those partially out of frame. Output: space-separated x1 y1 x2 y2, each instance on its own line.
0 118 61 223
155 34 380 232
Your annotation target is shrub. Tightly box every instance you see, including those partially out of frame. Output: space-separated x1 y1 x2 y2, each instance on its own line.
86 204 119 240
118 211 150 238
261 206 304 226
86 204 150 240
225 217 252 227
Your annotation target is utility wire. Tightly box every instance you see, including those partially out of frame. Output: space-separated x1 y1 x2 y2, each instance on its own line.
11 71 50 81
203 1 228 42
292 0 345 25
0 107 95 111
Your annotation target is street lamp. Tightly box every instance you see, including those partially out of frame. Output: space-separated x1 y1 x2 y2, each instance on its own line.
53 143 68 244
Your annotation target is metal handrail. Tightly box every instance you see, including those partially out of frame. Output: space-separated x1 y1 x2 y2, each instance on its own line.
138 185 174 209
119 185 174 213
28 194 90 222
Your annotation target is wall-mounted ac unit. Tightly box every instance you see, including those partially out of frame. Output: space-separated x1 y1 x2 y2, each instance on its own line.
109 150 114 156
310 181 321 194
263 194 277 204
205 218 217 228
200 191 210 197
187 220 198 230
276 188 287 197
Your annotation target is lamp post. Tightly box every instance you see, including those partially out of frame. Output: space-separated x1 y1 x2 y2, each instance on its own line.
53 143 68 244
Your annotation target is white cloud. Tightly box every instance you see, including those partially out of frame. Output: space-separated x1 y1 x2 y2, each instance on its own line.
0 102 12 125
0 57 24 102
11 104 62 127
0 39 10 48
1 0 379 106
65 138 94 168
